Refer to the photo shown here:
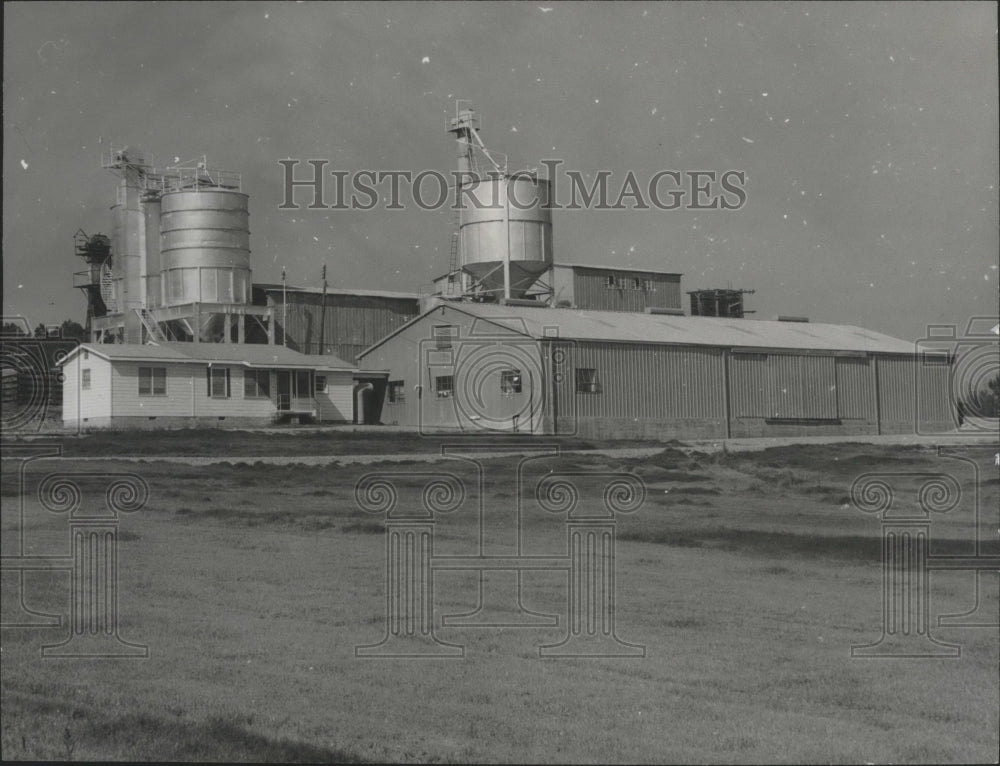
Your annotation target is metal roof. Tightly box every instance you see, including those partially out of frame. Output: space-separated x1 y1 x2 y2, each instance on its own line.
553 262 683 276
255 283 422 301
61 343 357 370
432 262 683 282
361 303 916 356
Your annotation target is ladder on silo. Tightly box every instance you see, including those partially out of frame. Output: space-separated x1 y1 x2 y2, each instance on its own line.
446 231 460 295
100 263 117 312
445 198 462 296
135 308 167 344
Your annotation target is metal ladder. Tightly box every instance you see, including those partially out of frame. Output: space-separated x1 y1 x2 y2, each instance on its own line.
445 201 462 295
100 263 117 312
134 308 167 344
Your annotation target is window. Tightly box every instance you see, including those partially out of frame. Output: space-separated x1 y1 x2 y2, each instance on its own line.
606 275 616 288
435 375 454 398
139 367 167 396
576 368 600 394
244 369 270 398
315 375 327 394
207 367 231 398
388 380 406 403
82 369 91 390
632 277 642 290
921 351 952 367
500 369 522 394
433 325 456 350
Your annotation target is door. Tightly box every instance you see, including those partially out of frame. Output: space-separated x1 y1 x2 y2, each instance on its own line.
276 370 291 410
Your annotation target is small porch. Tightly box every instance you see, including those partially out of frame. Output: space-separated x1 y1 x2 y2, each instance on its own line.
272 368 319 423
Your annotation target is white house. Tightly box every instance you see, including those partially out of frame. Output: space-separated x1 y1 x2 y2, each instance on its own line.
60 343 357 429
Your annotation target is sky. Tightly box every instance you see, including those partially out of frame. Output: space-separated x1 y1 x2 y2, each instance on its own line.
3 0 997 342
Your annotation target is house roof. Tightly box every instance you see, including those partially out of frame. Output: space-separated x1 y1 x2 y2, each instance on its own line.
61 343 357 370
359 302 916 357
255 283 422 301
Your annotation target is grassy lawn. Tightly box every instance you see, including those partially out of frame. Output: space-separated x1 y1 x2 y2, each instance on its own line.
6 428 619 458
2 442 997 762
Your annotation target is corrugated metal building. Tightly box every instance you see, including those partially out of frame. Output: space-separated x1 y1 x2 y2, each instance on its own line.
255 285 422 363
358 303 954 438
550 263 682 312
60 343 356 430
431 262 683 313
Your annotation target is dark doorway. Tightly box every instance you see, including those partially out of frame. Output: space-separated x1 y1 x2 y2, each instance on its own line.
276 370 291 411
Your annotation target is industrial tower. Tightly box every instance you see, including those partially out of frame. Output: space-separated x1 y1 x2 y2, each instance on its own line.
442 102 554 304
74 146 275 345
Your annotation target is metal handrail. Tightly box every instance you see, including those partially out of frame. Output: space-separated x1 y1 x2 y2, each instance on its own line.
73 270 98 288
274 394 318 415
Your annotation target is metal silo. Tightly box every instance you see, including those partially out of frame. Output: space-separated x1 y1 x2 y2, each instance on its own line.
446 102 554 302
159 188 251 306
459 174 553 300
111 188 145 342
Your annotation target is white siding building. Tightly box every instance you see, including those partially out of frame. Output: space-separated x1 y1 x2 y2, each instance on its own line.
61 343 357 429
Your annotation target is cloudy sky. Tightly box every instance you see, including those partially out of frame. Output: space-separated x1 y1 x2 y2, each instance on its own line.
3 1 997 341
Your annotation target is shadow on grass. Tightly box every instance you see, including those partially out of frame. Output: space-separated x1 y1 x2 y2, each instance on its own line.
90 712 364 762
619 528 976 561
340 521 384 535
173 507 341 532
5 692 364 763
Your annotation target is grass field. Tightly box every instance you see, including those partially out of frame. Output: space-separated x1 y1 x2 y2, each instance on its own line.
7 428 612 458
2 439 997 762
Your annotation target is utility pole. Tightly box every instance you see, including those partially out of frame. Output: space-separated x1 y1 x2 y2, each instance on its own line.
318 263 327 354
281 267 287 347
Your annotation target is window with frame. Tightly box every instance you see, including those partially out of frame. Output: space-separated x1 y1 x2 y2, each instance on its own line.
575 368 600 394
315 375 327 394
207 367 231 398
500 369 522 394
435 375 454 398
388 380 406 403
605 275 616 288
921 351 952 367
139 366 167 396
244 369 270 398
433 325 456 350
82 368 91 390
632 277 642 290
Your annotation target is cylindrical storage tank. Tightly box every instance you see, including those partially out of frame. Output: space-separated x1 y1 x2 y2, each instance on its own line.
459 175 552 299
142 194 162 308
111 191 144 341
159 188 251 306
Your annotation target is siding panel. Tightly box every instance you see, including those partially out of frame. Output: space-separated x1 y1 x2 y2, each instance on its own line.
62 357 79 422
835 356 873 419
111 362 277 419
571 342 725 419
731 353 837 419
800 355 837 418
63 352 111 423
876 354 916 431
316 371 355 421
275 293 420 362
571 269 682 312
916 360 953 427
730 353 771 417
